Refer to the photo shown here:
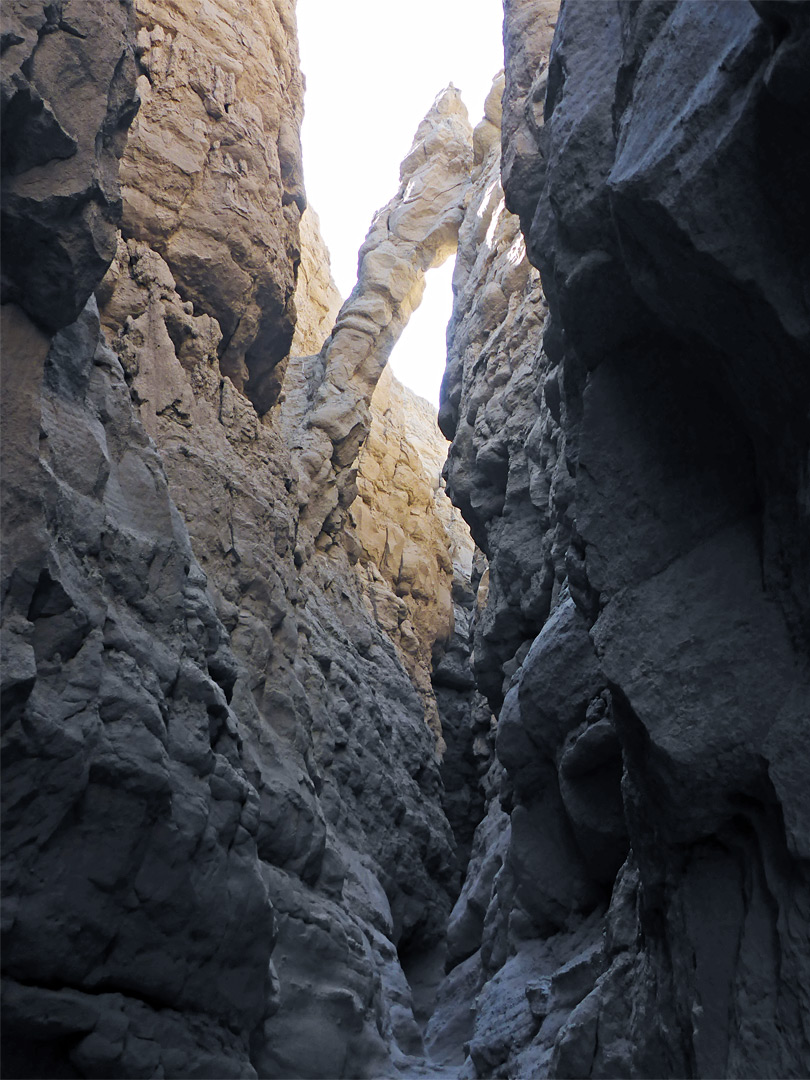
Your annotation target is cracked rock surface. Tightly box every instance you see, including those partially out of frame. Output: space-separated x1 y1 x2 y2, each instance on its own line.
1 3 474 1076
436 2 810 1077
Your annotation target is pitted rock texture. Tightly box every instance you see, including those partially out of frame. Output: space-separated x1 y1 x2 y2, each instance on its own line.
501 0 558 236
2 2 478 1076
284 86 473 550
97 231 459 1075
93 53 498 1078
437 2 810 1078
529 3 810 1075
2 299 275 1079
122 0 305 413
440 72 557 712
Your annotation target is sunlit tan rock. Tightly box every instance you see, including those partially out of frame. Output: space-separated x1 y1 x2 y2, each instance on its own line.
291 205 343 356
284 87 474 550
122 0 305 413
352 365 474 744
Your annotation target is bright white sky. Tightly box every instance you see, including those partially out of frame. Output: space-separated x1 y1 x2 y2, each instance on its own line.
296 1 505 406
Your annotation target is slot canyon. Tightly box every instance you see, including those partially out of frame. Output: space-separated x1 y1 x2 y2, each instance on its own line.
1 1 809 1078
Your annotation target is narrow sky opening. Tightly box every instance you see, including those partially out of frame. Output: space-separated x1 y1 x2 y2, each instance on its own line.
297 0 504 407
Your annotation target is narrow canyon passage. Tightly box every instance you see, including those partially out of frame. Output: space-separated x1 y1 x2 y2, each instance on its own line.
2 2 809 1080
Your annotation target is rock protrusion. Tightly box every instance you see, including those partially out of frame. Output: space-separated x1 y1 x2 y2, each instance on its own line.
286 86 474 550
1 0 139 330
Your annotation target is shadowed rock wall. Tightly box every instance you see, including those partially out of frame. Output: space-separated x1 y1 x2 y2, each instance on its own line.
437 2 810 1077
2 7 278 1074
1 4 474 1078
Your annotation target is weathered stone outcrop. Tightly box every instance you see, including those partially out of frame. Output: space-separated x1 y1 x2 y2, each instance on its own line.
1 0 139 329
352 365 474 746
291 204 343 356
1 3 477 1077
123 0 305 413
438 2 810 1078
500 0 558 236
92 142 469 1080
2 299 278 1079
284 87 473 550
9 0 805 1076
1 8 277 1072
433 62 628 1076
441 72 555 711
527 5 810 1075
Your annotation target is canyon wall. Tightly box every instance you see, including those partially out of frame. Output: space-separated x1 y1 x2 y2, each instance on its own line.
436 1 810 1077
4 1 809 1078
1 3 474 1077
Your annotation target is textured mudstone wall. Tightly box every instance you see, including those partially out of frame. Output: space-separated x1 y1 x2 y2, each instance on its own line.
1 3 475 1077
1 7 278 1074
352 365 474 746
90 65 479 1080
436 2 810 1077
7 1 806 1077
291 204 343 356
122 0 305 413
1 0 139 327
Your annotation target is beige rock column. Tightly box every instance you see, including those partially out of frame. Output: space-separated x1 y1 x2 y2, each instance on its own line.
351 365 475 743
287 86 474 553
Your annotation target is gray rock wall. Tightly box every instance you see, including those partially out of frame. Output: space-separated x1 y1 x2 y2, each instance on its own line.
1 4 467 1078
439 1 810 1077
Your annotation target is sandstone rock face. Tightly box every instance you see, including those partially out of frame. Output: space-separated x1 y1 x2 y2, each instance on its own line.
291 204 343 356
122 0 305 413
352 364 474 745
439 2 810 1077
2 299 275 1079
1 13 277 1066
2 3 478 1077
95 216 459 1078
284 87 474 550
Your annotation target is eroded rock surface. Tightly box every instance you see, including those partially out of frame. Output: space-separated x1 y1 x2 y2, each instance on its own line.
1 12 277 1068
284 87 473 550
441 72 555 712
1 0 139 328
291 204 343 356
123 0 305 413
6 0 807 1077
438 2 810 1078
1 2 476 1076
94 180 460 1080
352 365 474 746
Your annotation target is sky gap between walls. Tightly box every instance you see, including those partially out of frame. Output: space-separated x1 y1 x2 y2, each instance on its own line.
297 0 505 406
